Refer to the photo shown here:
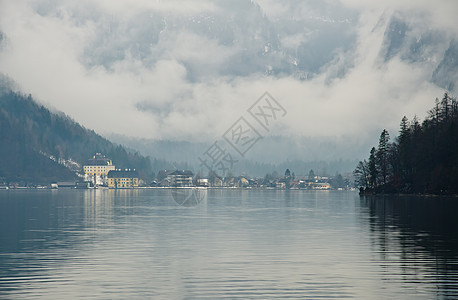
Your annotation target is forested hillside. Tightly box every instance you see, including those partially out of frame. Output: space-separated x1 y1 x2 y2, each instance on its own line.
355 93 458 195
0 88 152 184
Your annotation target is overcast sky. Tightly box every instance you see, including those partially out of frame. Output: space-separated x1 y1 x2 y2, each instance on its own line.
1 0 457 153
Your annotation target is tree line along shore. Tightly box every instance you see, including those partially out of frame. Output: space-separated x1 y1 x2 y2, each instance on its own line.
354 93 458 196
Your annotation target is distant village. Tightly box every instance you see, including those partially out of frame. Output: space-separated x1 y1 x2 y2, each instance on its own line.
0 153 353 190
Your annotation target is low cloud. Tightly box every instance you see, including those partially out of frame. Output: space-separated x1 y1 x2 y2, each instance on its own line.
0 0 456 160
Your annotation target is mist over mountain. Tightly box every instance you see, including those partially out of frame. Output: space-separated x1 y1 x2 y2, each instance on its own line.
108 133 362 177
380 12 457 92
432 40 458 92
54 0 357 81
109 134 370 165
0 77 153 184
1 0 457 169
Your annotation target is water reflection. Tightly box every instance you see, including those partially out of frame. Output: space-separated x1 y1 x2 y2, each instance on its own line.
360 195 458 299
1 190 458 299
83 189 114 228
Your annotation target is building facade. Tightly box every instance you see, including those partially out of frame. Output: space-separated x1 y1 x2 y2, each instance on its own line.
168 170 194 187
108 169 139 188
84 153 115 177
83 153 115 186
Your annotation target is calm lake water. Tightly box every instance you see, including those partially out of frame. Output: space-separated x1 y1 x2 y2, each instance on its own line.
0 189 457 299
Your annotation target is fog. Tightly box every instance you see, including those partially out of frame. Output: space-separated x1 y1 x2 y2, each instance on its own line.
0 0 457 163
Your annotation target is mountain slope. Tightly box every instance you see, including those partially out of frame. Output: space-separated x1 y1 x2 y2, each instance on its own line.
380 13 457 92
0 82 153 184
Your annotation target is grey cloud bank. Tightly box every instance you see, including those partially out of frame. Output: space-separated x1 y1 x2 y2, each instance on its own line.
0 0 457 162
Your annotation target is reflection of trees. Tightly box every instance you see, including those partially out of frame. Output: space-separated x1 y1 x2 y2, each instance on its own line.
360 195 458 297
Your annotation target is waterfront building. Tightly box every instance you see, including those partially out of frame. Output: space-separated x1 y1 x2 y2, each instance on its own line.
83 153 115 185
168 170 194 187
107 169 139 188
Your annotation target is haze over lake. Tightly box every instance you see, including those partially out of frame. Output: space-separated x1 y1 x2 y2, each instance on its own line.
1 189 457 299
1 1 458 298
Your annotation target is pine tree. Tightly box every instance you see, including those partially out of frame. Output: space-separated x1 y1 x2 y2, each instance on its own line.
397 116 411 183
355 94 458 194
368 147 377 188
441 93 450 122
284 169 292 189
284 169 291 178
376 129 391 186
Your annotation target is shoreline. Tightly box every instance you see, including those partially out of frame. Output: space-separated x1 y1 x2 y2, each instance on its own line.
0 186 357 192
359 191 458 198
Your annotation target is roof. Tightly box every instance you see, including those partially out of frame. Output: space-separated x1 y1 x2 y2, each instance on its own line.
85 153 112 166
169 170 193 176
86 159 112 166
107 170 139 178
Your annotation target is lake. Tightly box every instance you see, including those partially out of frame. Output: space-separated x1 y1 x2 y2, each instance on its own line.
0 189 457 299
